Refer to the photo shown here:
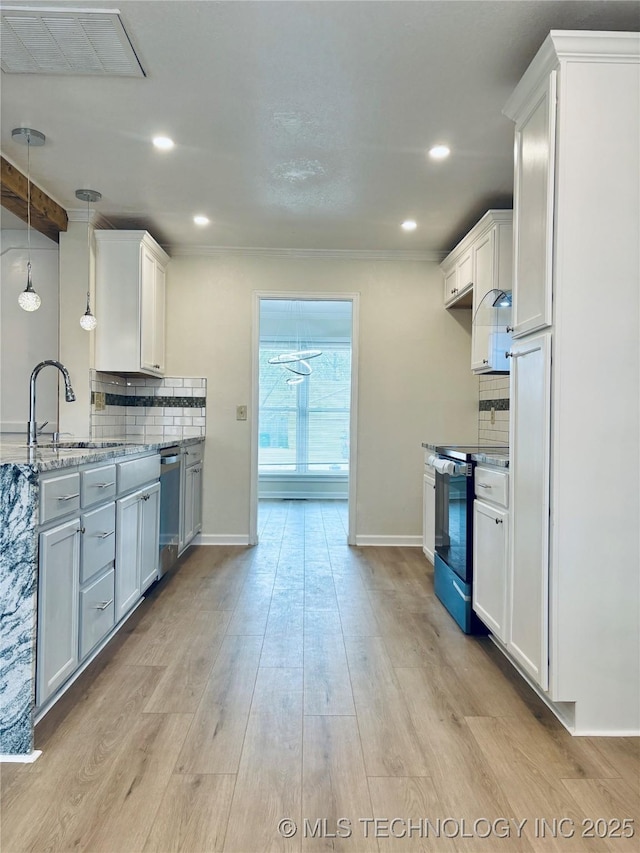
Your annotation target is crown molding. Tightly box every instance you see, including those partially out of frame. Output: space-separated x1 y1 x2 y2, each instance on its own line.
504 30 640 121
168 244 445 263
66 209 113 229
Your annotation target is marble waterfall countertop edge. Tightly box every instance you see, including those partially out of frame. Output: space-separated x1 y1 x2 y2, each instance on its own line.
0 435 204 470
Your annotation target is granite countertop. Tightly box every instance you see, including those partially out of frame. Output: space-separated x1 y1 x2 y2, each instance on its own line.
471 450 509 468
0 435 203 471
421 442 509 469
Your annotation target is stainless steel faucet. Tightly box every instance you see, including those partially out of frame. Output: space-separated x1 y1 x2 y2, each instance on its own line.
27 360 76 447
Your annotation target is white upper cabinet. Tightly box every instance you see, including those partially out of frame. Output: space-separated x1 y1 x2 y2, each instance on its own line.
470 214 513 373
442 245 473 307
95 231 169 376
508 73 557 338
442 210 513 372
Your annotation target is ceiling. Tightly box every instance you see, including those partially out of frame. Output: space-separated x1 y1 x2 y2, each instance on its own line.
1 1 638 254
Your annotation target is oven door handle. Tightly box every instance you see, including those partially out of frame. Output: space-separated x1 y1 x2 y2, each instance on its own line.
452 579 471 602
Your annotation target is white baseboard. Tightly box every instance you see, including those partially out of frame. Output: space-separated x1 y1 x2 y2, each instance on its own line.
354 535 423 547
197 534 251 546
0 749 42 763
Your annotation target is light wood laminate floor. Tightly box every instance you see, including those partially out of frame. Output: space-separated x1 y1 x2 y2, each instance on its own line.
1 500 638 852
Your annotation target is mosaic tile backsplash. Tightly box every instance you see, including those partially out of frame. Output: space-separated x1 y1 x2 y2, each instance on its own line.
478 375 509 446
91 371 206 441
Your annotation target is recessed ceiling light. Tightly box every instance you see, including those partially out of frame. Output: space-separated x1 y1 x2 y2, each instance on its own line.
429 144 450 160
401 220 417 231
152 136 174 150
193 215 210 226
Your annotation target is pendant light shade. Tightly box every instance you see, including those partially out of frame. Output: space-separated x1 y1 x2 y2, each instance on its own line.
18 263 41 311
75 188 101 331
12 127 45 312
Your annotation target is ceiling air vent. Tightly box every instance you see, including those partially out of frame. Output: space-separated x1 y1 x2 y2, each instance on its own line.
0 7 145 76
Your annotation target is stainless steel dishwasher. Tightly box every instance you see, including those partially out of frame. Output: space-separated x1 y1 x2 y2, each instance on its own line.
159 445 182 577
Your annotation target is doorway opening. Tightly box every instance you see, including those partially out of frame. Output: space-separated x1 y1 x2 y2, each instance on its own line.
250 294 359 545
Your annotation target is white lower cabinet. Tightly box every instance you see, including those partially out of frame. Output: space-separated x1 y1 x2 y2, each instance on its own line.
140 482 160 591
38 519 80 705
183 463 202 546
508 331 551 690
37 451 161 711
180 441 204 553
422 471 435 563
115 490 143 621
473 500 508 641
115 480 160 620
79 569 115 660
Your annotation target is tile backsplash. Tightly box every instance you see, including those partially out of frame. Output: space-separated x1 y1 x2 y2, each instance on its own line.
478 375 509 446
91 371 206 441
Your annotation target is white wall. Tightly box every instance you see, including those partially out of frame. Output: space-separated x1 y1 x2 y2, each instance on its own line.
58 219 95 437
0 229 59 434
165 253 479 541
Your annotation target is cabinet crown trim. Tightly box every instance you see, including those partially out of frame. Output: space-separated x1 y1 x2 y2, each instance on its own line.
441 209 512 272
94 229 170 264
504 30 640 121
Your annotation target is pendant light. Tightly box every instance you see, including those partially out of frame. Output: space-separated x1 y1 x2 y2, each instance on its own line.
75 188 101 331
12 127 46 312
267 300 322 383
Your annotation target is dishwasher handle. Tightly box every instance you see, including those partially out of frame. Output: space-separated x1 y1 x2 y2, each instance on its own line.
161 455 180 466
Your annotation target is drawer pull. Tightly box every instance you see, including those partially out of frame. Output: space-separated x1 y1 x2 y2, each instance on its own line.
495 518 503 525
452 579 471 602
94 481 115 489
57 493 80 501
97 530 114 539
477 483 492 489
94 599 113 611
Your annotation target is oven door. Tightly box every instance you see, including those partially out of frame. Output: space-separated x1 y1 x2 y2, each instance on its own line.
434 462 474 583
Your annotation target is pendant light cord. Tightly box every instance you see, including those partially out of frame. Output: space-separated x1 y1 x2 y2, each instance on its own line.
86 195 91 309
26 131 31 273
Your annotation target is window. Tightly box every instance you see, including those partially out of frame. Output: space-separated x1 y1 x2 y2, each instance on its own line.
258 342 351 474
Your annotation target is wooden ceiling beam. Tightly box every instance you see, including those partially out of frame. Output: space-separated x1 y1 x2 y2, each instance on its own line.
1 156 67 243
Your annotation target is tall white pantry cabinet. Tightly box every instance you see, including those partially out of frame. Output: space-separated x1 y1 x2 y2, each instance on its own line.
503 31 639 735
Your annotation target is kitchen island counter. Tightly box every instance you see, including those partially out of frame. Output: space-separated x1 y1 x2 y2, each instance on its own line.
0 435 203 759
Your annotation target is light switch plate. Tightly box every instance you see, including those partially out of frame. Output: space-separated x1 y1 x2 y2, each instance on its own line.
236 405 247 421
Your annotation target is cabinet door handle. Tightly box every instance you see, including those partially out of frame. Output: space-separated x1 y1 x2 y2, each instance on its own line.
506 344 542 360
495 518 503 525
98 530 114 539
77 526 86 534
58 493 80 501
153 364 160 369
482 359 489 364
95 481 115 489
94 599 113 611
478 483 492 489
506 325 514 333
